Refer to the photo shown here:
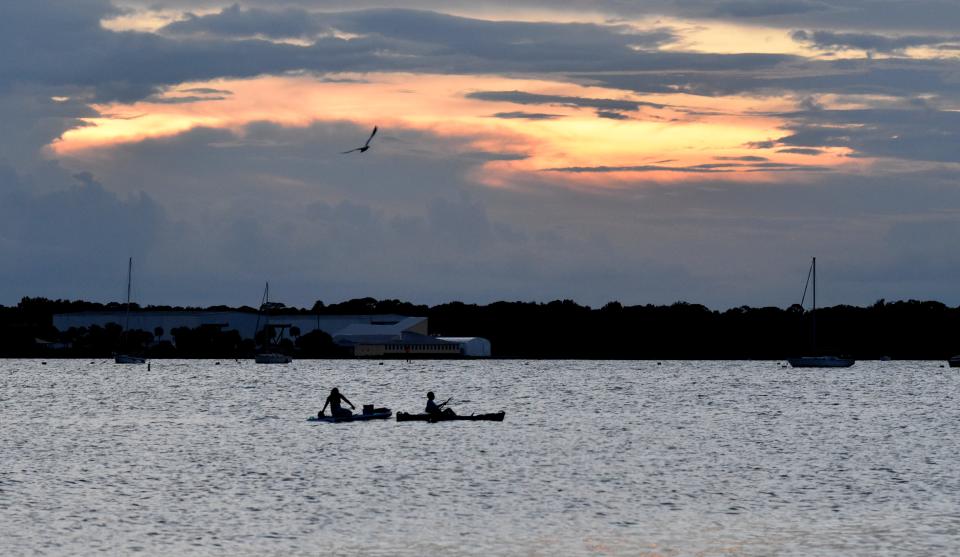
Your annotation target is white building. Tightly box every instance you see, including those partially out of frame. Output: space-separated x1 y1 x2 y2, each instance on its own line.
437 337 492 357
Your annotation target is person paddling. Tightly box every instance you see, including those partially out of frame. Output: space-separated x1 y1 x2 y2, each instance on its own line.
320 387 355 418
425 391 456 417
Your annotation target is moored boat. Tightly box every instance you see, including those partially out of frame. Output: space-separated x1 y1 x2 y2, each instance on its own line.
115 257 147 365
115 354 147 364
949 356 960 368
787 257 855 368
787 356 855 368
255 352 292 364
253 282 293 364
396 411 505 422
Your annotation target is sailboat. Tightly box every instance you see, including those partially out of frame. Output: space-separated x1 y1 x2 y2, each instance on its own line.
254 282 292 364
787 257 855 368
115 257 147 365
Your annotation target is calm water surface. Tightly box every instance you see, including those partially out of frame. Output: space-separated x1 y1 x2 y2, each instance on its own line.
2 359 959 555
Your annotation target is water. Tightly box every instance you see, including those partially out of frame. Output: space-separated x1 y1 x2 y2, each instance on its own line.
2 359 959 555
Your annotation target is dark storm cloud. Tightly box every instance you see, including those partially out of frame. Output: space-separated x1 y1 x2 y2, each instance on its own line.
121 0 960 33
766 107 960 163
155 5 799 74
0 167 165 298
657 0 960 32
159 6 690 74
586 58 960 100
162 4 324 39
0 87 99 167
791 29 960 52
163 6 676 48
0 3 795 106
0 2 355 102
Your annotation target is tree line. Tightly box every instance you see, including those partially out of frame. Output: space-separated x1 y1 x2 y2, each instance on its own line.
2 296 958 359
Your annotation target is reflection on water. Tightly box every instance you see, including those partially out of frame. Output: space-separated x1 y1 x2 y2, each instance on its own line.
2 359 959 555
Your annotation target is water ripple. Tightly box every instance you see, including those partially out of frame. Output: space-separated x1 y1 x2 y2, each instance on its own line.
2 359 959 555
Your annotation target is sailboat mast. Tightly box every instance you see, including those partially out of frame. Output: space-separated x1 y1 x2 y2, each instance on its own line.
254 282 269 349
811 257 817 352
124 257 133 333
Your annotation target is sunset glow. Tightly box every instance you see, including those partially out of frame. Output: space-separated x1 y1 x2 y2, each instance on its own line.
55 71 843 185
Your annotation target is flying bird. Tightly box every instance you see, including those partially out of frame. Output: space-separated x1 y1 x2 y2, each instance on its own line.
342 126 378 154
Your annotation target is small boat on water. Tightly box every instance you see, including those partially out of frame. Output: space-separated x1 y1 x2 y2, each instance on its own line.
115 353 147 364
787 356 855 368
787 257 855 369
255 353 292 364
396 411 505 422
253 282 292 364
949 356 960 368
309 407 392 423
115 257 147 365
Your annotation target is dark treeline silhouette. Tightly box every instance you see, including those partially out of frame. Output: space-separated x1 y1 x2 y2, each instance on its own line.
2 296 959 359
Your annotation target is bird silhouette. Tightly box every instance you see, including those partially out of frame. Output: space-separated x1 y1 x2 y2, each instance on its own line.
342 126 378 154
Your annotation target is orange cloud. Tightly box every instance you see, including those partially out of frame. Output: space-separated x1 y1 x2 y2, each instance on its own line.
53 73 846 186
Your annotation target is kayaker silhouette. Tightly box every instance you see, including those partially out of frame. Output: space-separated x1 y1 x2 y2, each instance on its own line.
425 391 456 417
320 387 355 418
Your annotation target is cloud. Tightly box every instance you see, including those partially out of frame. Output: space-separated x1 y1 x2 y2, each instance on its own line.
0 86 98 171
143 95 230 104
8 117 960 308
770 107 960 163
541 161 831 173
180 87 233 95
791 29 960 52
715 155 769 161
163 6 677 49
708 0 828 18
161 4 325 39
491 111 564 120
118 0 960 33
596 110 631 120
467 90 663 112
588 57 960 99
0 168 166 299
658 0 960 32
1 3 793 107
777 147 824 155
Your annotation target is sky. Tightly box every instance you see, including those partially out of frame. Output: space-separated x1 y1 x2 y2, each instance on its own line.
2 0 960 309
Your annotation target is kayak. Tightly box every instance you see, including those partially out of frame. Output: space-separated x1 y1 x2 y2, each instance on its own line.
396 411 505 422
308 409 392 423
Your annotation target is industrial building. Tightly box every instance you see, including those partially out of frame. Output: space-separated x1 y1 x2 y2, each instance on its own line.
52 311 491 357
